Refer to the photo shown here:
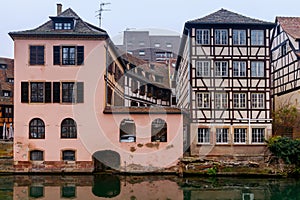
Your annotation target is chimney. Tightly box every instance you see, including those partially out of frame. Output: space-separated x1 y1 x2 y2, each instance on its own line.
57 3 62 16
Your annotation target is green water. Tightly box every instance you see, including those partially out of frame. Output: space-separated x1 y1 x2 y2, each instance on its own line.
0 175 299 199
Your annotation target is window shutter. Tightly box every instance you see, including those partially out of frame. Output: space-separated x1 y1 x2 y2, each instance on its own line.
76 82 84 103
45 82 52 103
77 46 84 65
29 46 36 65
21 82 29 103
53 46 61 65
37 46 45 65
53 82 60 103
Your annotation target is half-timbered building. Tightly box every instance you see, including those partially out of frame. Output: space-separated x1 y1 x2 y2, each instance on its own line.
271 17 300 139
176 9 275 158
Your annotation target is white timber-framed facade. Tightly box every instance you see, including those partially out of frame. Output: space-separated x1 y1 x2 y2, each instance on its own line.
176 9 275 158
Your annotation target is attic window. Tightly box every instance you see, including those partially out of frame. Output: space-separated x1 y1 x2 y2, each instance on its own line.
0 64 7 69
54 22 72 30
51 16 74 30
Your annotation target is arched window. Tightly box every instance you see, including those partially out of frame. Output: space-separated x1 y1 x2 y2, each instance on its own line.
29 118 45 139
119 119 136 142
151 118 167 142
30 150 44 161
62 150 76 161
61 118 77 138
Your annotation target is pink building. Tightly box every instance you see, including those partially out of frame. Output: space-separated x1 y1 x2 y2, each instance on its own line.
9 4 183 173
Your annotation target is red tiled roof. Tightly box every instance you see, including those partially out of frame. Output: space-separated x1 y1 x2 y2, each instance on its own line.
277 17 300 39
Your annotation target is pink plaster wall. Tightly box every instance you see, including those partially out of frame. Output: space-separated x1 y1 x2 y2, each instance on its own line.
13 38 183 172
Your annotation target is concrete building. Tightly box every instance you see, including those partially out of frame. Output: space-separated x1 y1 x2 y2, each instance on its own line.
176 9 275 159
10 4 183 173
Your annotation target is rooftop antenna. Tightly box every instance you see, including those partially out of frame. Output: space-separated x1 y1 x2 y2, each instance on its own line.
96 2 111 28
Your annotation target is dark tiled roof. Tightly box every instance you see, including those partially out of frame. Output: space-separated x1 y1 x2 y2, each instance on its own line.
187 9 274 25
103 106 182 114
277 17 300 39
9 8 108 39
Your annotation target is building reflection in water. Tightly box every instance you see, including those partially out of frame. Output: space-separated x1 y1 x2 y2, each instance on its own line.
11 175 300 200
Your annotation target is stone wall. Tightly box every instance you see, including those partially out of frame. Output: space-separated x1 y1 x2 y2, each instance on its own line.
0 141 13 159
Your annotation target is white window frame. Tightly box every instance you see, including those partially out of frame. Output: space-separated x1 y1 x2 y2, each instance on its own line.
251 30 264 45
233 61 246 77
251 93 264 109
196 29 210 45
233 30 246 45
215 61 228 77
251 128 265 143
234 128 246 143
215 29 228 45
233 93 246 108
251 61 264 77
215 93 228 109
139 51 145 56
196 61 210 77
198 128 210 144
196 93 210 108
216 128 228 144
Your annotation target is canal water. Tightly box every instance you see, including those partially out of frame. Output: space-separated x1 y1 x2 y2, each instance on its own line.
0 175 299 199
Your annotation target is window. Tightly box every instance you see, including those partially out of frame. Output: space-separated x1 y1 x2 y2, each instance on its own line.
234 128 246 143
233 93 246 108
196 93 210 108
53 46 84 65
131 79 138 93
151 119 167 142
29 118 45 139
120 119 136 142
30 150 44 161
251 30 264 45
55 22 63 30
216 128 228 143
54 21 73 30
198 128 210 144
62 150 76 161
154 43 160 47
252 128 265 143
7 78 14 83
29 46 44 65
282 42 288 56
2 106 13 118
215 29 228 45
233 30 246 45
57 82 84 103
61 186 76 198
139 51 145 56
233 61 246 77
166 43 172 48
29 186 44 198
215 61 228 77
0 64 7 69
196 61 210 77
61 118 77 138
251 93 264 108
2 90 11 97
196 29 210 45
63 23 72 30
215 93 228 109
22 82 51 103
251 61 264 77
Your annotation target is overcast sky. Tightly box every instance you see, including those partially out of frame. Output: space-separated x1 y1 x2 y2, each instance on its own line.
1 0 300 58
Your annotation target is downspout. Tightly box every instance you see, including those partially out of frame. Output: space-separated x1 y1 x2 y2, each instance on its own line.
105 44 108 107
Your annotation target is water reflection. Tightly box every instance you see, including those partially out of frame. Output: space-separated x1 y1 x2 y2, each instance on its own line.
0 175 299 199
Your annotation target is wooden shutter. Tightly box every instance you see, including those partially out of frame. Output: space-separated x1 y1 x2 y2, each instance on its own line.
77 46 84 65
45 82 52 103
53 82 60 103
53 46 61 65
21 82 29 103
76 82 84 103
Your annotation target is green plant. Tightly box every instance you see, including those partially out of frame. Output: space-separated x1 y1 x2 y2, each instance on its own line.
207 167 217 176
267 136 300 166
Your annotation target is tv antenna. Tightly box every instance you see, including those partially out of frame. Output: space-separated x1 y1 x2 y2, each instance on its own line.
96 2 111 28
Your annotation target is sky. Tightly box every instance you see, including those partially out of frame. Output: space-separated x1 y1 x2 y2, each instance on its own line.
1 0 300 58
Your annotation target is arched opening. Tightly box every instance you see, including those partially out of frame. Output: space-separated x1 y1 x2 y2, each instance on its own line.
119 119 136 142
92 174 120 198
29 118 45 139
92 150 120 172
151 118 167 142
61 118 77 138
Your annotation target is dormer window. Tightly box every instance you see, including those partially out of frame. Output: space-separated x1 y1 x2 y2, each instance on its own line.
51 17 74 30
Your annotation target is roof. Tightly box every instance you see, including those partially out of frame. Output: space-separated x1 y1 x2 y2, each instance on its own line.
187 8 274 26
276 17 300 40
9 8 108 39
0 57 14 104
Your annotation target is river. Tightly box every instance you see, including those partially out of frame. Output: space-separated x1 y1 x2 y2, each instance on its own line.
0 175 299 199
